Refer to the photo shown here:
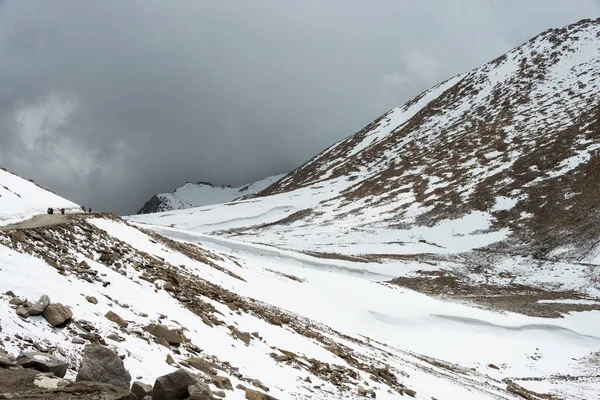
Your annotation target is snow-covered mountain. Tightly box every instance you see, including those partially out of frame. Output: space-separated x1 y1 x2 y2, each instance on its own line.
134 18 600 263
2 18 600 400
137 174 286 214
0 166 81 226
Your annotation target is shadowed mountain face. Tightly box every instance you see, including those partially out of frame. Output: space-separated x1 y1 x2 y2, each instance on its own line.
255 18 600 260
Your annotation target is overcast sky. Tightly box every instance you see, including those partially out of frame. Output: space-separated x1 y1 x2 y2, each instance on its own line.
1 1 598 214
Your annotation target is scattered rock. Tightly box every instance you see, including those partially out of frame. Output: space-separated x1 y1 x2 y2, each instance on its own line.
186 358 217 375
213 391 225 398
239 385 278 400
358 387 376 398
166 354 177 366
152 369 199 400
10 232 26 243
0 353 16 368
231 329 251 346
107 334 126 342
249 379 269 392
144 324 186 346
210 375 233 391
42 303 73 327
15 307 28 319
86 296 98 305
8 298 23 306
188 382 215 400
488 363 500 370
28 295 51 316
303 377 312 383
61 381 138 400
131 381 153 399
17 352 69 378
72 337 86 345
76 344 132 390
4 291 15 298
105 311 129 328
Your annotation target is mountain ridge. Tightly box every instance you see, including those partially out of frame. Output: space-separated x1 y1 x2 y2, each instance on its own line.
137 174 286 214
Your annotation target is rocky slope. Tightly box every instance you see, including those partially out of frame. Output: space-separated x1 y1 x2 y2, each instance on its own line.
246 17 600 261
138 175 286 214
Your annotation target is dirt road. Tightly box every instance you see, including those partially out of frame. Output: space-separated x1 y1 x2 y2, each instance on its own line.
0 213 90 230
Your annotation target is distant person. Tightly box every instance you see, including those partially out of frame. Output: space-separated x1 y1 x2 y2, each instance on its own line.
47 207 54 215
88 207 92 213
60 208 65 215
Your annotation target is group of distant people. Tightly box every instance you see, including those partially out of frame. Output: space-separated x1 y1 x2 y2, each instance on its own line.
47 206 92 215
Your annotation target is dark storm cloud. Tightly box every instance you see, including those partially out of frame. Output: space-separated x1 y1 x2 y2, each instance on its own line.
0 0 598 214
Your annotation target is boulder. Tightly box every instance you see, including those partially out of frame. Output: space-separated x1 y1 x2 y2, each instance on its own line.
210 375 232 391
152 369 199 400
17 352 69 378
144 324 185 345
188 382 215 400
86 296 98 305
8 298 23 306
105 311 129 328
185 358 217 375
28 295 51 316
131 381 153 399
76 344 132 389
42 303 73 327
15 306 29 318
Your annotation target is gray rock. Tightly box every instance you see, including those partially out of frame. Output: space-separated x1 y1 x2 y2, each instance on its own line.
0 354 16 368
185 358 217 375
131 381 153 399
86 296 98 304
15 306 29 318
17 352 69 377
42 303 73 327
152 369 198 400
8 298 23 306
28 295 51 316
72 337 86 345
188 382 215 400
105 311 129 328
76 344 132 389
144 324 186 345
210 375 232 391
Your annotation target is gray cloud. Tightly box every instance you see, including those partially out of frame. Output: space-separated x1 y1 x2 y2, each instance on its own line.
0 0 598 214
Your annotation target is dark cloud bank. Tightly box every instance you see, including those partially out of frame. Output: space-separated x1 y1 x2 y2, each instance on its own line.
0 0 598 214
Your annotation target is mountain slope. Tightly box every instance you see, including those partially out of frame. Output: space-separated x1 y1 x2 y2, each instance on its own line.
0 166 81 226
137 174 286 214
134 18 600 263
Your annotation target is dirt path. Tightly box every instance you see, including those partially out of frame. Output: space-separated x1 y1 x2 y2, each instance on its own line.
0 213 90 230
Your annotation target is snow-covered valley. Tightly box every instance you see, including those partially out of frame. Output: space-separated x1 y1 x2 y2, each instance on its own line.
1 17 600 400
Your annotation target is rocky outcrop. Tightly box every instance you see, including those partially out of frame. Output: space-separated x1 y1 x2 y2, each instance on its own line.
17 352 69 378
76 345 131 390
